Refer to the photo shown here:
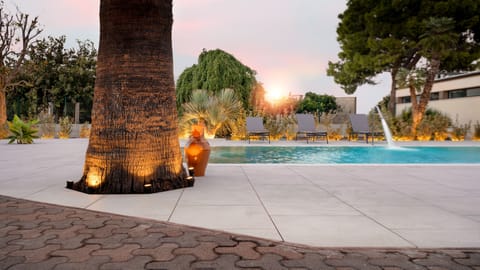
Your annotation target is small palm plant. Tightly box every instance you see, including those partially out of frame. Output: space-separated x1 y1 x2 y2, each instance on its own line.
7 115 39 144
181 89 243 138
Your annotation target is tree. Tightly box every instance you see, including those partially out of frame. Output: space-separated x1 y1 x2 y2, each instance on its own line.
328 0 480 133
404 17 461 136
0 1 42 126
327 0 424 115
176 49 257 112
56 39 97 121
72 0 189 193
296 92 338 117
250 82 266 112
8 36 96 121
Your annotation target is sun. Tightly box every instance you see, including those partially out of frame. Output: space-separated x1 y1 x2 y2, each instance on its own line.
265 86 286 103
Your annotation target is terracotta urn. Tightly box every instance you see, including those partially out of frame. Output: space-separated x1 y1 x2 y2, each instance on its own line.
185 124 210 176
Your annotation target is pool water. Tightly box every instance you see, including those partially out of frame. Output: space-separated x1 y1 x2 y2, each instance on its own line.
208 146 480 164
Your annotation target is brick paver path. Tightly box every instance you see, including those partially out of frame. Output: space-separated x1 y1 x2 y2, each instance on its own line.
1 195 479 269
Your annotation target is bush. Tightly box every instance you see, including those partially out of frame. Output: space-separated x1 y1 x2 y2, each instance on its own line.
58 116 73 139
80 122 91 138
7 115 39 144
416 112 450 141
322 113 344 141
451 119 471 141
38 111 55 139
473 121 480 141
391 108 450 141
264 114 296 140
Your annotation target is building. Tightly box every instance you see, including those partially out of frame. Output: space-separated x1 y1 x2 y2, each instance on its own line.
336 97 357 115
395 71 480 131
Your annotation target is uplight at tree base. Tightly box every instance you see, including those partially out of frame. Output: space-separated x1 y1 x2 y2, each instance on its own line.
86 166 103 188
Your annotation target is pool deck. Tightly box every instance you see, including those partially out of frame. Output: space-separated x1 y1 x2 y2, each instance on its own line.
1 138 480 249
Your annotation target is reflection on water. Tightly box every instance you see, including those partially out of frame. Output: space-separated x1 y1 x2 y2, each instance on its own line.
208 146 480 164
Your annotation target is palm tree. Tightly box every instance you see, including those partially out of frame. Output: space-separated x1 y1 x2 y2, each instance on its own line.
72 0 189 193
181 89 244 138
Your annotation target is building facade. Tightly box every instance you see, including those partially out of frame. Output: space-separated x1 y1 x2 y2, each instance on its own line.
395 71 480 131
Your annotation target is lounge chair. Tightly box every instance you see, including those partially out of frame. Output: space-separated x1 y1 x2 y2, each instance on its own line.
295 114 328 144
348 114 383 144
246 116 270 144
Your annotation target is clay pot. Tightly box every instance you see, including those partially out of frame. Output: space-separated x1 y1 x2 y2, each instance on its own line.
185 125 210 176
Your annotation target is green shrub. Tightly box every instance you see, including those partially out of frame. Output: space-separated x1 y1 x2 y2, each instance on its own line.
264 114 296 140
7 115 39 144
417 111 450 141
321 113 344 141
451 119 471 141
58 116 73 139
392 108 451 141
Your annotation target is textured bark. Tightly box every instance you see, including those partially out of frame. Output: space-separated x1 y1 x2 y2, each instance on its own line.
73 0 189 193
389 68 397 116
410 58 441 138
0 67 7 125
0 88 5 125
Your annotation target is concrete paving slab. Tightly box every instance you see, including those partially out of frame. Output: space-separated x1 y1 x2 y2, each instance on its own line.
169 205 277 239
469 216 480 222
253 184 332 205
242 166 312 185
388 183 473 200
394 229 480 248
179 188 261 206
262 200 360 216
272 215 414 247
326 186 424 206
224 228 283 241
27 184 103 208
87 191 183 220
1 138 480 249
428 197 480 215
355 205 480 230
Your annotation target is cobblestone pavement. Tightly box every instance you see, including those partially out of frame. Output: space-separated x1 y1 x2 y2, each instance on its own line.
1 195 479 270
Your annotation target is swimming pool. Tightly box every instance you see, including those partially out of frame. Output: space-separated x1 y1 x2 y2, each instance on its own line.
207 146 480 164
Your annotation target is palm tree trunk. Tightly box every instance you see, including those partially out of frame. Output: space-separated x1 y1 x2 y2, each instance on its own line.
73 0 189 193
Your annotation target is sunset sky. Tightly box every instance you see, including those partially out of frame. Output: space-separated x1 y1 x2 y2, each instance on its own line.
7 0 390 113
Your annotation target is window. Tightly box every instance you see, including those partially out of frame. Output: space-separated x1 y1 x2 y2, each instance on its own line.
430 92 439 100
467 87 480 97
448 89 466 99
399 96 411 103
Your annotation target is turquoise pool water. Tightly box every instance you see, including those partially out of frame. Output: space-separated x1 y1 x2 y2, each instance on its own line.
208 146 480 164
